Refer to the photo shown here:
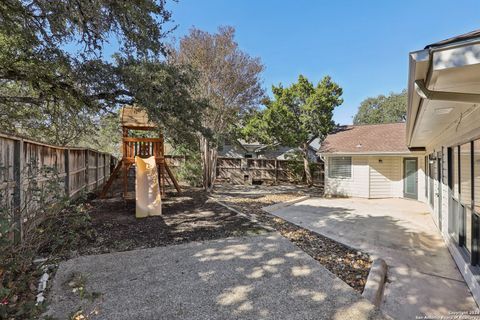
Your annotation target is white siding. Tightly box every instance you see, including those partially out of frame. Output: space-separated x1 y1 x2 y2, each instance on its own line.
325 155 424 199
324 156 369 198
369 157 403 198
417 156 428 204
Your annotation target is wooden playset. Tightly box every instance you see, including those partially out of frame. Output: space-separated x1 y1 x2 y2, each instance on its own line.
100 106 180 199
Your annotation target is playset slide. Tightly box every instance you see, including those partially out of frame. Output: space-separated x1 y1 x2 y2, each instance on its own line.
135 156 162 218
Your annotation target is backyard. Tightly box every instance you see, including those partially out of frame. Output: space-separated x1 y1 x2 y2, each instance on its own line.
4 2 480 320
1 185 377 319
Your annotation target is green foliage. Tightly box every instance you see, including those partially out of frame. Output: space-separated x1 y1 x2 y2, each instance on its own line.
170 144 203 187
284 152 306 183
177 156 203 187
0 162 95 319
0 1 205 147
243 75 343 147
242 75 342 185
77 111 122 157
353 90 407 124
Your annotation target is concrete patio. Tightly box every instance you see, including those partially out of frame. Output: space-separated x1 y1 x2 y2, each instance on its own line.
266 197 478 320
45 233 386 320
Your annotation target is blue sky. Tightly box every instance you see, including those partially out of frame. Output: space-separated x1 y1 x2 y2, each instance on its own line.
163 0 480 124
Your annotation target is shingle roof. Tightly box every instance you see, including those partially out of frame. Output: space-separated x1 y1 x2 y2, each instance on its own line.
319 122 410 154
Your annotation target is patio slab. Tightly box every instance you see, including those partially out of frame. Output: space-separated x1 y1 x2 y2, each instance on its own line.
267 197 478 319
45 233 386 320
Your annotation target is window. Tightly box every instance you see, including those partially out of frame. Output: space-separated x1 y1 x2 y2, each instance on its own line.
474 140 480 213
460 143 472 253
429 154 435 207
425 156 428 198
473 140 480 264
454 146 459 199
329 157 352 179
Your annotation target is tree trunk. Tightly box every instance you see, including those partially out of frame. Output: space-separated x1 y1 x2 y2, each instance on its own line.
302 143 313 186
200 135 218 192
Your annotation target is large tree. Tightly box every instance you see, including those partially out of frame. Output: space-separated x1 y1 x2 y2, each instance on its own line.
243 75 343 185
353 90 407 124
0 0 204 145
170 26 265 191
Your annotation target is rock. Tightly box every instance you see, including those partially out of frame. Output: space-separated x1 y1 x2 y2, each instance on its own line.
37 272 49 292
33 257 48 264
36 293 45 304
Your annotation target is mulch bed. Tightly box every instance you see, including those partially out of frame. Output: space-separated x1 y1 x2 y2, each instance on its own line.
213 191 372 292
80 188 269 255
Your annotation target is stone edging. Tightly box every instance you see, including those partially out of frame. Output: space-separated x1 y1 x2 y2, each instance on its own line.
262 195 310 212
362 258 388 308
208 196 275 231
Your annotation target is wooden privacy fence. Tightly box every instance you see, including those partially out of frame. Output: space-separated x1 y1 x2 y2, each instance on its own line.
216 157 324 185
0 133 116 242
164 156 324 186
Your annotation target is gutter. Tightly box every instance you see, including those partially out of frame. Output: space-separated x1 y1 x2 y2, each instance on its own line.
318 151 425 157
407 37 480 147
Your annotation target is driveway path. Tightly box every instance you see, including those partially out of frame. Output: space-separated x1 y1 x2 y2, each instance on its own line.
266 197 478 320
46 233 385 320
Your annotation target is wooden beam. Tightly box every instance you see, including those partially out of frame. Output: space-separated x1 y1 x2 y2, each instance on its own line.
99 159 123 198
164 162 181 193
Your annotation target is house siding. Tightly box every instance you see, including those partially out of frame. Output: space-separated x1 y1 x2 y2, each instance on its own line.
324 154 426 199
418 105 480 305
369 157 402 198
324 156 369 197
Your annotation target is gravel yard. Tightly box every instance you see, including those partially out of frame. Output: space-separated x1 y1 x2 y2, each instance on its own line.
212 185 372 292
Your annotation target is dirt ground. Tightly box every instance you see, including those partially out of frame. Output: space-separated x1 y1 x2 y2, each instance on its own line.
81 188 269 255
79 185 370 292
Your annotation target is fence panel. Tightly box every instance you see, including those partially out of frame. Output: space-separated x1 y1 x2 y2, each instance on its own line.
0 133 115 243
68 149 87 197
216 157 324 185
87 150 98 191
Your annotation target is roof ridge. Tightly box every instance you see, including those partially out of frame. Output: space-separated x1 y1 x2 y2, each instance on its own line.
339 122 405 128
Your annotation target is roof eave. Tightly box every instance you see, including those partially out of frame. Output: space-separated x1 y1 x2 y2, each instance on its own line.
318 151 425 156
406 49 429 148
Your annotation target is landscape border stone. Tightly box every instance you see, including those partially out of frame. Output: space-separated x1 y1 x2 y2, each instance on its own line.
362 258 388 308
262 195 310 212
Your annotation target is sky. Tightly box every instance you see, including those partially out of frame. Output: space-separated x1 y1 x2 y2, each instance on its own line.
161 0 480 124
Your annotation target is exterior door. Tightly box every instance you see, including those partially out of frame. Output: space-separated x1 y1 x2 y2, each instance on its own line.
404 158 418 199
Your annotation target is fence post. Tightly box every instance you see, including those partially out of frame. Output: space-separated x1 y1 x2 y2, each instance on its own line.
12 139 23 244
85 150 89 192
103 154 106 182
95 152 99 189
64 148 70 198
275 159 278 183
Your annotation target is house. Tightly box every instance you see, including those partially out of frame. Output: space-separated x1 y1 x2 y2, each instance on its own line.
322 29 480 305
407 30 480 304
219 139 320 161
319 122 426 199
